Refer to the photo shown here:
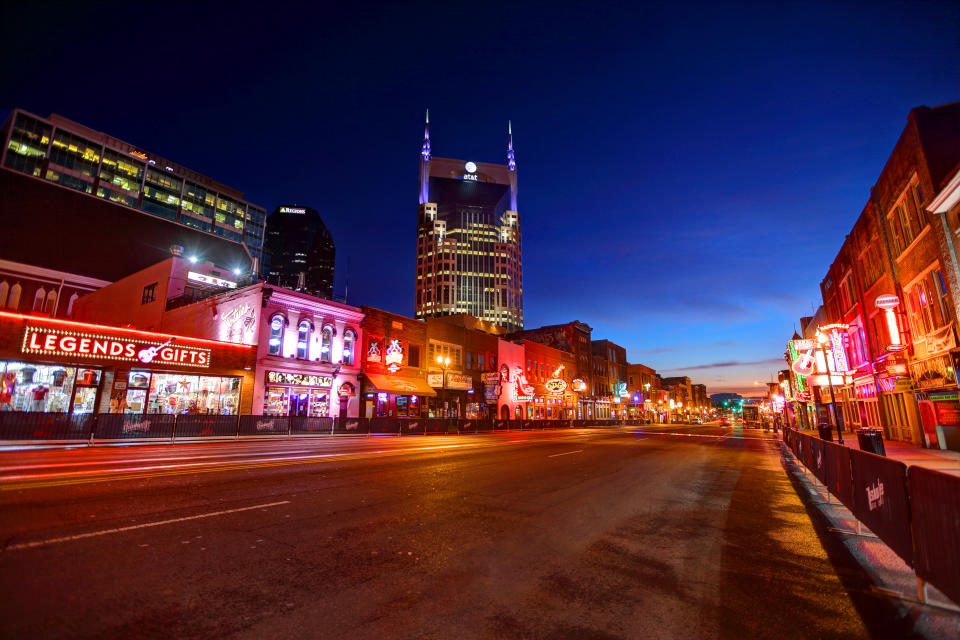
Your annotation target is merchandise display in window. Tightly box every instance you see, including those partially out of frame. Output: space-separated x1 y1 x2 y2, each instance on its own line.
0 361 102 414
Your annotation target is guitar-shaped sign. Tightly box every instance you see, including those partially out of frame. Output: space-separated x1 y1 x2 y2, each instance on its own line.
791 348 816 377
137 339 174 364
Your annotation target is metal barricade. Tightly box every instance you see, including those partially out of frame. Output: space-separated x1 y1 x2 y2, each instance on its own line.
290 416 333 435
908 465 960 605
809 436 827 485
238 415 289 436
369 417 400 435
0 411 94 441
849 449 913 567
334 417 369 434
822 440 853 510
94 414 176 440
173 415 240 438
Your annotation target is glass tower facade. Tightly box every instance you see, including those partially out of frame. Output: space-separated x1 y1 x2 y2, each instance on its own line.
414 119 523 331
0 109 266 267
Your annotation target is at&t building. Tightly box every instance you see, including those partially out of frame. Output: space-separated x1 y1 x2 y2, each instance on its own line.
414 112 524 332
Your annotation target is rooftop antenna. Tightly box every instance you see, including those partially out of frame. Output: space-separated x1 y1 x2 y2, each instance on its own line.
344 256 350 303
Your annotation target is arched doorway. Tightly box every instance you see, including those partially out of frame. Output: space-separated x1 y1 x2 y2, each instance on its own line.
500 404 510 420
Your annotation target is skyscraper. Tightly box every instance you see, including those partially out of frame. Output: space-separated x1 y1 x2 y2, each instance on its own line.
0 109 264 280
414 113 524 331
262 204 336 299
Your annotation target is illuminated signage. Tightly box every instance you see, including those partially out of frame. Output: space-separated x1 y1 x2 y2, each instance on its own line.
875 294 900 310
22 326 210 368
617 382 629 397
280 207 307 214
367 340 382 363
884 308 904 351
791 338 817 351
513 367 534 401
446 373 473 390
384 339 403 373
545 378 567 394
571 379 586 392
827 330 849 373
188 271 237 289
338 382 356 396
219 301 257 344
427 373 444 387
266 371 332 387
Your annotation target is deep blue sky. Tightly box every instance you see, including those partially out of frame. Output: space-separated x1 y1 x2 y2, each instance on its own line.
3 1 959 395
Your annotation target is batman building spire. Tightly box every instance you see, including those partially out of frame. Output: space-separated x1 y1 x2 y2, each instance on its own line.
414 115 524 332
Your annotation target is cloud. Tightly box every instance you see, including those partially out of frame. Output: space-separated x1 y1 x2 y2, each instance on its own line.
632 340 738 355
662 358 785 372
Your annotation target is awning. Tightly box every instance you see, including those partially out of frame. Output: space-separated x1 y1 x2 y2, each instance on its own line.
365 373 436 397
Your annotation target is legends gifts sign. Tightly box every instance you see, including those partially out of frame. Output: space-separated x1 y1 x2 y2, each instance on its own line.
22 326 211 368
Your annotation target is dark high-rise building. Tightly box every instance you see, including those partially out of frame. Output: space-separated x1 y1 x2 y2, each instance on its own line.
414 112 524 332
0 108 264 280
262 205 336 299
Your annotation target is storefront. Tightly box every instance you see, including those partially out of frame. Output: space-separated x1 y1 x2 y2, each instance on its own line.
262 371 336 417
0 311 255 415
362 373 436 418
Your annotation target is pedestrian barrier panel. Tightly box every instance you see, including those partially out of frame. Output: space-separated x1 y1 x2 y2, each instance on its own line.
174 415 240 438
399 419 424 435
0 411 94 440
908 465 960 605
238 415 289 436
334 417 369 434
849 448 913 567
369 417 400 434
94 414 175 440
809 436 828 485
822 441 854 510
291 416 333 435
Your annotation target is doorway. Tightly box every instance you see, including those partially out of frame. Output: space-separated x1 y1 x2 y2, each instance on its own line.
289 392 308 417
500 404 510 420
339 396 349 418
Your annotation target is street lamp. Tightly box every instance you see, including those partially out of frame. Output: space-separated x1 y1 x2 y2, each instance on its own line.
436 354 450 418
816 330 844 445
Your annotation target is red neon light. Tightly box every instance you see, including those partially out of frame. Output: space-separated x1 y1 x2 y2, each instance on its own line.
884 308 902 350
0 311 253 349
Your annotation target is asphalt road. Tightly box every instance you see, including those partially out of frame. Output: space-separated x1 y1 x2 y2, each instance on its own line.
0 425 928 639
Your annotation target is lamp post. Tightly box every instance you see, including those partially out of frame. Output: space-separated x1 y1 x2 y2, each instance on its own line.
436 355 450 418
816 330 844 445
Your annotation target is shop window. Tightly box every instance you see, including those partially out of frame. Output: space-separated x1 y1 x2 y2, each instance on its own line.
342 329 356 365
7 283 21 310
45 290 57 314
0 282 7 308
32 287 46 312
297 320 312 359
142 282 158 304
408 344 420 368
268 314 285 356
320 326 333 363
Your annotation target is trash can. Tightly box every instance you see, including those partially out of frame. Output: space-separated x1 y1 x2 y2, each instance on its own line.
856 428 886 456
817 422 833 442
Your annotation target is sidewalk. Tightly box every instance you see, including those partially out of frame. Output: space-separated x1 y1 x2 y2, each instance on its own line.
794 427 960 476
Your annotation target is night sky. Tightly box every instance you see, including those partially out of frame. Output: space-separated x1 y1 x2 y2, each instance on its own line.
3 1 959 395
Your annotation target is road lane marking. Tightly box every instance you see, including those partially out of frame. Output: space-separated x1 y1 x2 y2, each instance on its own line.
4 500 291 552
548 450 583 458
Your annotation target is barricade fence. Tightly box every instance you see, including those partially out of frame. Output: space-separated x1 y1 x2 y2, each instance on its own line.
0 412 637 443
780 428 958 606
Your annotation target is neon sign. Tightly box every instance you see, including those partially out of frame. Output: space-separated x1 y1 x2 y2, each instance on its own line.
545 378 567 394
367 340 382 363
385 339 403 373
571 379 586 392
280 207 306 214
22 327 210 367
513 367 534 401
